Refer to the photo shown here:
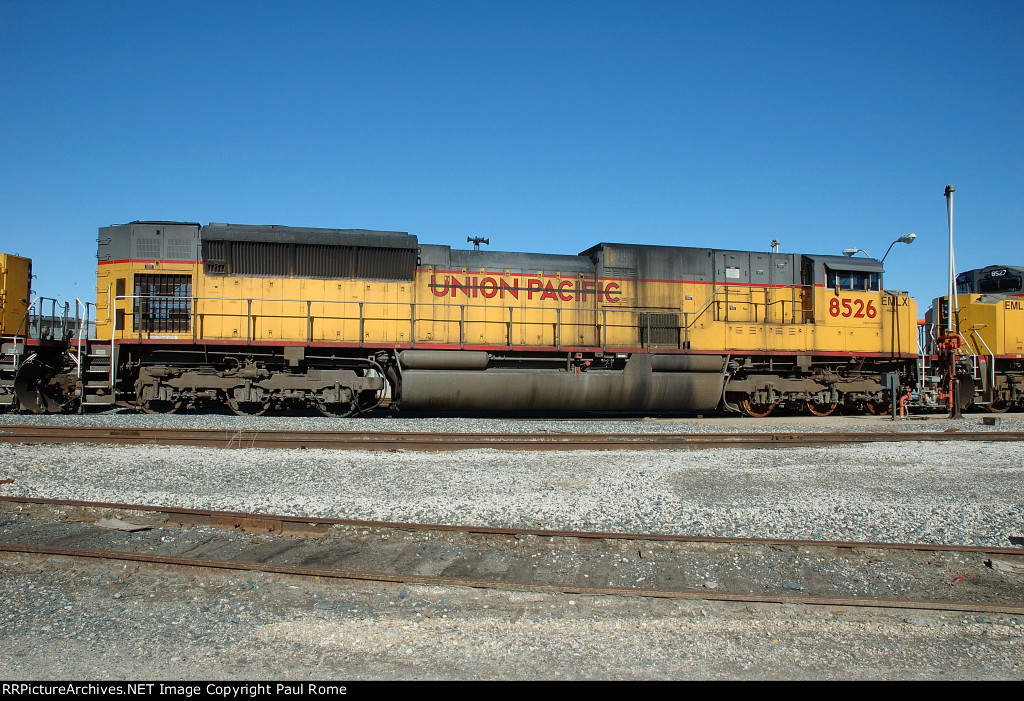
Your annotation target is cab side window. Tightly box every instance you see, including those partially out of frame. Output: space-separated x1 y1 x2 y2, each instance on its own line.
826 269 880 292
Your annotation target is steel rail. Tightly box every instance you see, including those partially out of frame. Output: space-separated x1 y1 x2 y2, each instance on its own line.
0 425 1021 451
3 496 1023 556
3 497 1022 615
1 542 1021 617
4 497 1019 614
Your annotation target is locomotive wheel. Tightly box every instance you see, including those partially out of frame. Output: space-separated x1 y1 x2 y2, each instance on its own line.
806 401 838 417
227 399 269 416
865 401 892 415
740 399 775 417
317 402 355 418
357 389 383 414
987 401 1011 413
139 400 181 414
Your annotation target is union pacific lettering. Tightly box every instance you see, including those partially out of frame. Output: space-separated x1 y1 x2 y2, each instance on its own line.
428 274 620 303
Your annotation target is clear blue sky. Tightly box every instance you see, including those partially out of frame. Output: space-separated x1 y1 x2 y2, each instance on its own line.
1 1 1021 313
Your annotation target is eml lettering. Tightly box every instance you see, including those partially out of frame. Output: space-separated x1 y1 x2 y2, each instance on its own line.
882 296 910 307
1006 300 1024 311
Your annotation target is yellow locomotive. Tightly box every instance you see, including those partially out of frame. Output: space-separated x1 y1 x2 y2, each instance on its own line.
2 252 85 412
84 221 918 416
923 265 1024 412
0 253 32 338
1 253 33 409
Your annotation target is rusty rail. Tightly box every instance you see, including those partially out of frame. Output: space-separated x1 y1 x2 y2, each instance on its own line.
1 495 1021 554
1 497 1022 616
0 425 1021 451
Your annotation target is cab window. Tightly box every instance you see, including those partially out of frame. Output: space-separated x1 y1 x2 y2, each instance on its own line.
826 269 880 292
979 275 1022 293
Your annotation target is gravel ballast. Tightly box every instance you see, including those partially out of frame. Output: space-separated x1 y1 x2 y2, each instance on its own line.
0 411 1022 680
1 440 1022 547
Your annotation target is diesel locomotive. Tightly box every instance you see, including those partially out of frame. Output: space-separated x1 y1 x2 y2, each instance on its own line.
920 264 1024 412
39 220 918 416
5 219 1018 416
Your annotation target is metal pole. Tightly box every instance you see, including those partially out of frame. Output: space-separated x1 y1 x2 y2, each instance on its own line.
75 299 85 386
945 184 962 419
307 300 312 345
945 184 955 333
110 296 118 389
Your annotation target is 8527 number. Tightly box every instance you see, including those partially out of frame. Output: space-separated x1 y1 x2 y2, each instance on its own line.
829 298 877 318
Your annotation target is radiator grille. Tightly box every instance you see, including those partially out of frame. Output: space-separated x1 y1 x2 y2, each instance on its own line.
203 240 227 275
231 242 290 276
201 240 415 280
294 244 354 278
638 312 679 346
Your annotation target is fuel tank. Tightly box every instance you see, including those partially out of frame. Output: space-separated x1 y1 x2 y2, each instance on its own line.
397 352 726 413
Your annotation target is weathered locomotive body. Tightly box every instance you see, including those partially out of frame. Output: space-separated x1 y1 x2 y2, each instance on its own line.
84 221 919 416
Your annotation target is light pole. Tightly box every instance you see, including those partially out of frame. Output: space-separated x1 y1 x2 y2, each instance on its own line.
880 233 917 264
944 184 960 418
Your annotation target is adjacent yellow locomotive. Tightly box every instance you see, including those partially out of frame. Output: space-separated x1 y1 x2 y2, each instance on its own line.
85 221 919 416
0 253 32 337
2 252 84 412
923 265 1024 412
1 253 33 409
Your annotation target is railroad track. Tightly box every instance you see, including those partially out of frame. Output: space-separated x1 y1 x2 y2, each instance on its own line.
1 424 1022 451
1 497 1021 615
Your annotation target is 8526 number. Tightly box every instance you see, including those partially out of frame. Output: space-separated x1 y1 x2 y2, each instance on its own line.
829 298 877 318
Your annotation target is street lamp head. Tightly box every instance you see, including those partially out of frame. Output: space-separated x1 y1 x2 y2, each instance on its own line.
881 233 917 264
842 248 865 257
